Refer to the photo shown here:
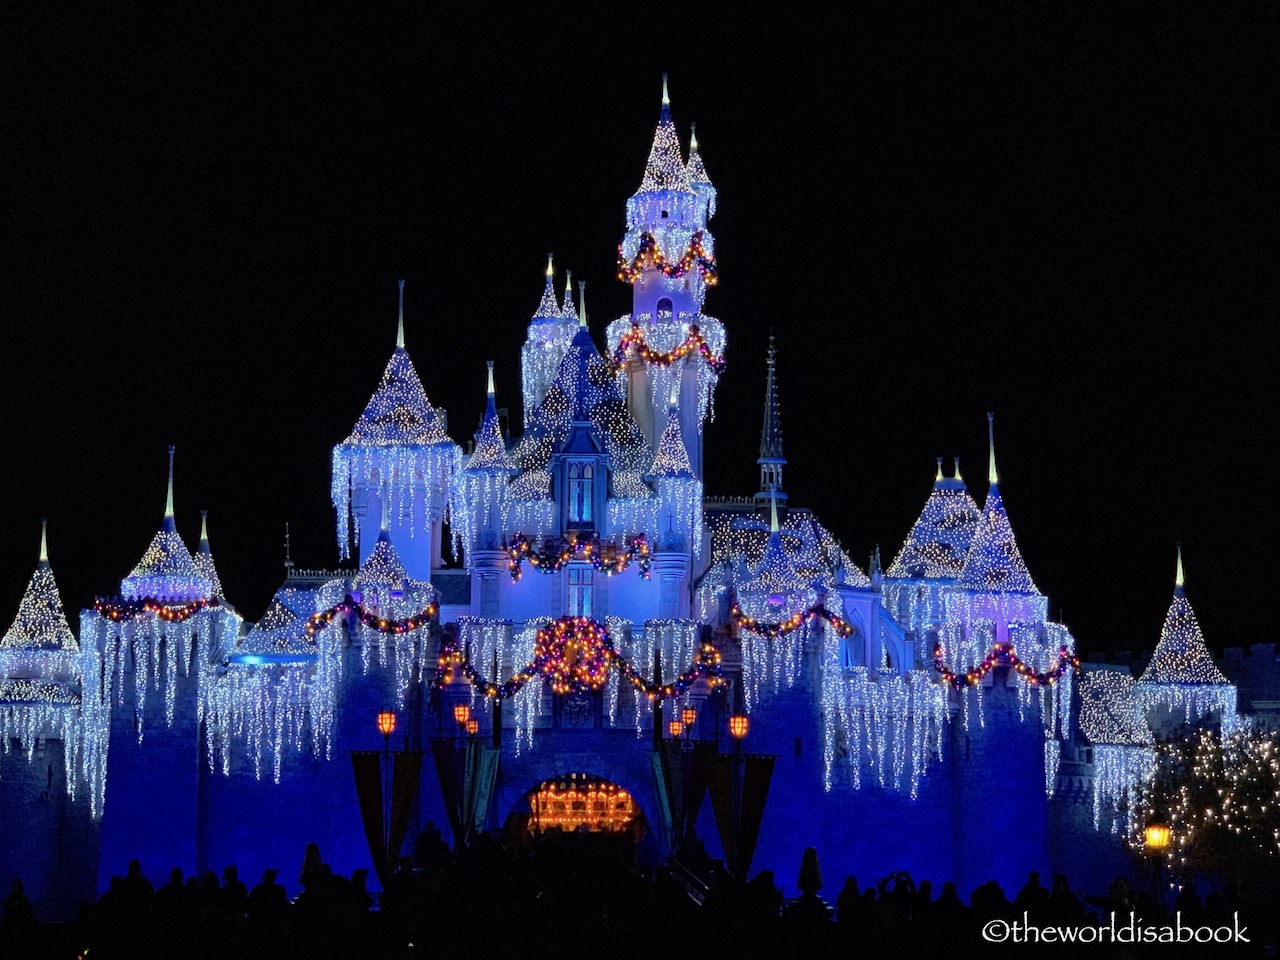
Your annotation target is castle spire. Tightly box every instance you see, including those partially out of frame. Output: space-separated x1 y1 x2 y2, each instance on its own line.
953 457 962 482
193 509 225 599
39 517 48 566
756 337 786 500
561 269 576 321
396 279 406 349
532 253 561 320
163 445 177 531
199 509 210 547
578 280 587 328
769 489 779 534
935 457 944 483
987 411 998 487
1174 542 1185 597
637 75 690 193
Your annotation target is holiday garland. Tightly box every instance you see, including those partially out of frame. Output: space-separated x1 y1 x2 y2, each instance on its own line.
616 231 718 286
303 597 440 639
607 322 726 375
93 597 213 623
435 615 723 701
934 642 1079 690
730 602 855 640
507 533 651 582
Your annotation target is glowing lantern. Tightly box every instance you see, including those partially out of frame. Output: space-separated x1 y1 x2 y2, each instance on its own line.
729 715 749 740
668 720 684 738
453 704 472 725
681 707 698 728
1145 821 1171 852
376 710 397 738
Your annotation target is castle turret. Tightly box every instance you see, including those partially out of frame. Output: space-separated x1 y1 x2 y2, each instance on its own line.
608 75 725 480
331 280 462 581
453 362 518 556
120 447 211 603
521 256 578 423
0 521 99 919
193 511 226 604
1134 544 1238 734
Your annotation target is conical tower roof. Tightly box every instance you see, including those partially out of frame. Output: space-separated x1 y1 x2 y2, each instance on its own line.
647 403 694 478
636 75 692 194
1079 670 1153 746
956 415 1040 594
1138 547 1228 686
342 344 452 447
559 269 577 321
887 458 981 579
235 584 318 659
742 495 803 595
467 363 517 473
686 122 712 186
532 254 563 322
193 510 226 600
121 447 211 602
1 521 77 653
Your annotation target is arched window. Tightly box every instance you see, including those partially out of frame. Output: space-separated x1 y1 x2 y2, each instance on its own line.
567 461 594 525
656 297 674 319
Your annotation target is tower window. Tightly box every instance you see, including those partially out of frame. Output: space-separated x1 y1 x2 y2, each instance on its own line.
660 210 668 218
567 461 594 526
567 567 594 618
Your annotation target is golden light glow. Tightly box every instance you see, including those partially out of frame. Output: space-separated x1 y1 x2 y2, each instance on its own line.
1145 821 1172 851
729 715 749 740
453 704 472 725
681 707 697 728
668 719 684 738
376 710 396 737
527 776 636 835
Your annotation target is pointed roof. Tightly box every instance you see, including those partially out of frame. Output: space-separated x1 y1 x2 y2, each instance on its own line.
532 254 562 322
121 447 211 602
637 74 692 194
1 521 77 652
342 346 452 448
647 405 694 478
956 414 1040 594
555 324 608 423
466 362 517 473
1138 548 1229 686
686 122 712 185
759 337 784 463
560 269 577 321
741 494 803 595
1079 669 1153 746
193 511 226 600
887 459 982 579
234 585 318 659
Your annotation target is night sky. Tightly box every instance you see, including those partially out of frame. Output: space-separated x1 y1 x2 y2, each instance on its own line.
3 9 1273 658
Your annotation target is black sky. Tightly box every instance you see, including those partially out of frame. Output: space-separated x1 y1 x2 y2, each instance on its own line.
2 8 1274 657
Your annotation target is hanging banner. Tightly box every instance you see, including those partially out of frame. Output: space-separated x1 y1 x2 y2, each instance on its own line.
352 751 387 885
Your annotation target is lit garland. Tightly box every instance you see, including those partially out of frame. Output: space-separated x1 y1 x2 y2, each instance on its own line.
302 597 439 639
933 641 1079 690
606 318 725 374
434 616 722 703
505 532 650 582
616 232 718 287
731 602 854 641
93 597 212 623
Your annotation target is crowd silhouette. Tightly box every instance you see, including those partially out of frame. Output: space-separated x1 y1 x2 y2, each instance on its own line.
3 830 1275 958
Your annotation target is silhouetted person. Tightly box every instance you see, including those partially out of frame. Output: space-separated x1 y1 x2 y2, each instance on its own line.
247 868 288 925
219 864 248 919
835 876 859 923
1015 870 1050 917
2 879 37 927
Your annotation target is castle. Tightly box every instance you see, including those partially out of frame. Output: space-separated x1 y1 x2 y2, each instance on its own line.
0 78 1255 919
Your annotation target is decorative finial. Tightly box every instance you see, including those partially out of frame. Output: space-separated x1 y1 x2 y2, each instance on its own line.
1175 541 1185 595
545 253 554 278
935 457 944 482
165 445 176 519
661 73 670 106
284 523 294 572
486 360 495 396
667 373 680 409
578 280 587 327
769 488 779 534
39 518 48 564
953 456 962 481
690 121 698 151
200 509 209 543
396 279 406 349
987 411 998 486
564 269 572 296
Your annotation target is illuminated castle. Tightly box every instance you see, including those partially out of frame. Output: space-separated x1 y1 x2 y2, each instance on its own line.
0 77 1251 918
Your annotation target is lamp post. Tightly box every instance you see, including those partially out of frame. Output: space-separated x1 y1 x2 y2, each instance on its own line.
728 714 749 880
1144 818 1171 912
376 710 396 869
